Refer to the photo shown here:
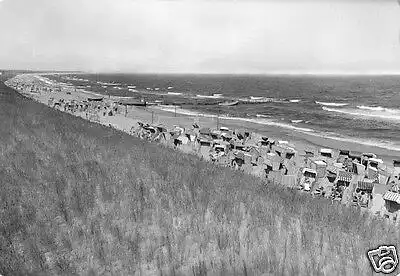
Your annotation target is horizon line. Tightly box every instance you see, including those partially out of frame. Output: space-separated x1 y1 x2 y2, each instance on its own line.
85 71 400 76
4 69 400 76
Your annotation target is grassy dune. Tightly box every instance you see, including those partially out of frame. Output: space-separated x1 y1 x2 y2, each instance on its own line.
0 75 399 276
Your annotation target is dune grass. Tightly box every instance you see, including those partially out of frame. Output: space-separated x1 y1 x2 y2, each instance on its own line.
0 75 399 276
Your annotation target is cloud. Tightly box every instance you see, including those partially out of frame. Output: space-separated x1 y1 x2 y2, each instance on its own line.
0 0 399 73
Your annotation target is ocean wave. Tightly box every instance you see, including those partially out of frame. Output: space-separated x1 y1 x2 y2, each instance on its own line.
290 99 301 103
323 106 400 121
256 114 271 118
151 106 315 133
167 92 182 95
113 96 134 99
152 105 203 116
196 94 222 99
315 101 349 107
304 131 400 153
79 90 106 97
291 120 303 123
357 105 383 111
357 105 400 113
151 105 400 152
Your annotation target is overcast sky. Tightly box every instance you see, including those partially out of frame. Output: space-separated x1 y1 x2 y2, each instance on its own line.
0 0 399 74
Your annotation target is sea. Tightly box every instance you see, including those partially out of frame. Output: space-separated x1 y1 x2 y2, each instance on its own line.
55 73 400 152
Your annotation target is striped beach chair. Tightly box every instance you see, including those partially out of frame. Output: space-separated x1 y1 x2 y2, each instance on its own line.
337 170 353 183
383 191 400 204
356 181 374 193
367 167 379 181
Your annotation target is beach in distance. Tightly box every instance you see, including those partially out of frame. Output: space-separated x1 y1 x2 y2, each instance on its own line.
45 73 400 164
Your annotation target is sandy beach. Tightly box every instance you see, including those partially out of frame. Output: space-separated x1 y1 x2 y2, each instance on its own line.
8 72 400 219
152 108 400 165
14 73 400 169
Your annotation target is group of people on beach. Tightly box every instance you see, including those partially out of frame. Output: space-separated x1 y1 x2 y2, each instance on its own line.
5 74 400 224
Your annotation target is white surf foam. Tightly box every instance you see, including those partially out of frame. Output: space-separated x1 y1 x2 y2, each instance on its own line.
357 105 399 113
358 105 383 111
168 92 182 95
316 101 348 107
151 105 400 153
151 106 315 133
115 96 133 99
196 94 221 99
303 131 400 153
290 99 301 103
315 101 348 106
323 106 400 121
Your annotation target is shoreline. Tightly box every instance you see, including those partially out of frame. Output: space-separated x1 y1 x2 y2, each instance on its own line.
146 106 400 166
45 73 400 163
3 73 398 276
8 73 400 170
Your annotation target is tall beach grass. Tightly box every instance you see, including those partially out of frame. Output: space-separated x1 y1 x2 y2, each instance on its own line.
0 75 399 275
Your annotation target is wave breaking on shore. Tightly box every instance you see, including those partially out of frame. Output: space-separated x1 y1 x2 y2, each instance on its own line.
152 105 400 153
323 106 400 122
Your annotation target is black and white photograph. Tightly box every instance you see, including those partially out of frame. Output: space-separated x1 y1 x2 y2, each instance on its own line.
1 0 400 275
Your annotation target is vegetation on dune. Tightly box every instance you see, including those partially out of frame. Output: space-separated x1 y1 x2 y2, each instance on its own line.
0 77 399 276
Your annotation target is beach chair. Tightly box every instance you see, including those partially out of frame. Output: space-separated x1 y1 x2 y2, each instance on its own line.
298 175 305 190
53 102 61 110
311 160 327 178
353 162 364 176
313 187 324 197
378 168 391 185
303 178 312 192
351 195 359 207
367 167 379 181
320 148 333 158
359 198 368 208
